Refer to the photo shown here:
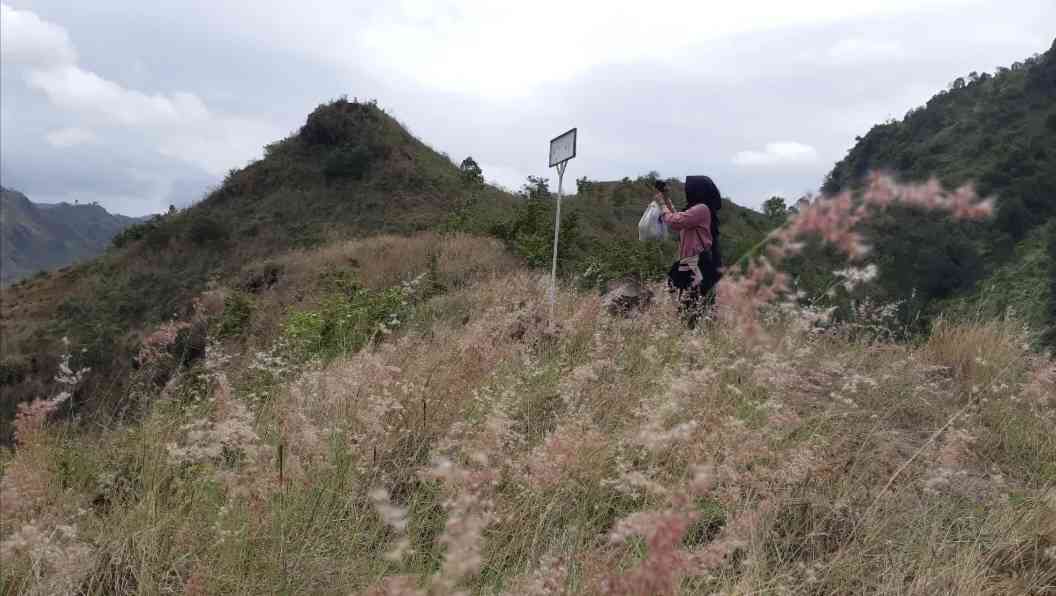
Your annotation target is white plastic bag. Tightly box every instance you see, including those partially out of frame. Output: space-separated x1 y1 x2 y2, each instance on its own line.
638 201 669 241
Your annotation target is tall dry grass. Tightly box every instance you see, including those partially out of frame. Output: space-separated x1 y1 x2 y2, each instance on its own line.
2 182 1054 595
270 232 517 291
3 269 1053 595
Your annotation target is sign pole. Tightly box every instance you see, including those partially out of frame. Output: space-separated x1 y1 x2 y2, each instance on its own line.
546 127 576 318
549 160 566 313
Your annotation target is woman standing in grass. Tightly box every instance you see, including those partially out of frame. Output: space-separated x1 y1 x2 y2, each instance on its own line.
655 175 723 327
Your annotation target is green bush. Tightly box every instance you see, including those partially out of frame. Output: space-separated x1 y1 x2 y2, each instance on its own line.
0 357 29 386
283 286 409 360
323 144 373 180
218 293 254 338
577 239 672 291
111 216 170 250
111 222 147 249
144 224 174 251
301 98 374 146
490 199 581 271
187 216 229 246
55 296 126 371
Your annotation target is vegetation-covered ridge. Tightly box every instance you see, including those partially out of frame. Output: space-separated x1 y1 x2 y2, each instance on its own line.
814 37 1056 341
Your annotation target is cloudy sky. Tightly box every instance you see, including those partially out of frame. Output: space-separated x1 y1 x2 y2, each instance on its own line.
1 1 1052 215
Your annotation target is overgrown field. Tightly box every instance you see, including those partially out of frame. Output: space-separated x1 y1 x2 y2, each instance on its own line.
2 228 1054 595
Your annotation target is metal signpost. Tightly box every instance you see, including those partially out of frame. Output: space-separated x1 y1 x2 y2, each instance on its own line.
548 128 577 313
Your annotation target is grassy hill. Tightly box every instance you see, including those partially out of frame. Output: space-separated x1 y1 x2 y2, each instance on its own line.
1 232 1053 594
817 38 1056 342
0 188 144 284
0 88 1053 594
0 98 503 438
0 98 769 442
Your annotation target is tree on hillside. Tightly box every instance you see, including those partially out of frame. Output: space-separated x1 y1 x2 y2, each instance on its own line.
521 176 551 200
459 157 483 187
636 171 661 185
576 176 594 194
865 208 982 306
763 196 789 225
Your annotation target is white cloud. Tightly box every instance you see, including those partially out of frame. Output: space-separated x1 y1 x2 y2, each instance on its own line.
732 142 819 167
0 4 77 69
158 117 285 175
2 0 1050 216
3 3 280 176
45 127 97 148
827 38 905 64
28 66 210 127
203 0 977 99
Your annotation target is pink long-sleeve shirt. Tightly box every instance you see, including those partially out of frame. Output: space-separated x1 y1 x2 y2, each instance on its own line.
660 204 712 259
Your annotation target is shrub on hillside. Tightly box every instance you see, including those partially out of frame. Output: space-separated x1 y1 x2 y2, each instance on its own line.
577 239 672 291
218 293 253 338
300 98 376 146
459 156 483 187
489 198 581 270
111 215 170 250
283 281 417 360
186 216 229 247
323 144 373 180
143 223 174 252
111 222 147 249
0 357 29 386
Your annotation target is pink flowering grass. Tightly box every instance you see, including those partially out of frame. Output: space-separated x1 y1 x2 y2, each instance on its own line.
137 320 191 365
4 230 1054 595
1 341 96 595
716 173 994 343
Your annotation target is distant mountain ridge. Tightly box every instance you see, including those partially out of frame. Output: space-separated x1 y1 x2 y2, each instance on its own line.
0 187 146 284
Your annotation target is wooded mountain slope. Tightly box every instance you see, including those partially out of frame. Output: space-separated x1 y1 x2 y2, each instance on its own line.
815 38 1056 340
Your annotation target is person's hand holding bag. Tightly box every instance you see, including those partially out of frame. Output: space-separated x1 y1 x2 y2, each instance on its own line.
638 201 665 241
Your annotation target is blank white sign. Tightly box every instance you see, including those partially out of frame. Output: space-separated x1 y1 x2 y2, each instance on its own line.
549 128 577 167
